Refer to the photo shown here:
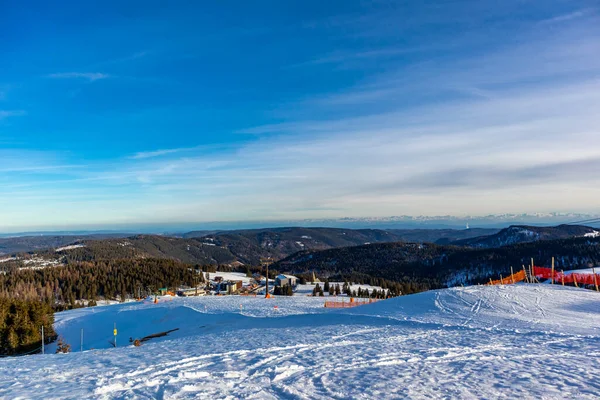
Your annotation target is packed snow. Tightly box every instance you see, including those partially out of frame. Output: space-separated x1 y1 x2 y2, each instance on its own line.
1 285 599 399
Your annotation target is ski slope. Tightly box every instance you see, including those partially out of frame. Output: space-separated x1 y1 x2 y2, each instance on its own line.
1 285 599 399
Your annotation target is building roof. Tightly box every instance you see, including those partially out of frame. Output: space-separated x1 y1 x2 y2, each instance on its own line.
276 274 297 280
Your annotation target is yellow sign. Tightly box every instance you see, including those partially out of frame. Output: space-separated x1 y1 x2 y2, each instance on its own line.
113 329 117 336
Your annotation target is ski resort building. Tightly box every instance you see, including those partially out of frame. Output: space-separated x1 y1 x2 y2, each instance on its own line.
275 274 298 287
176 287 207 297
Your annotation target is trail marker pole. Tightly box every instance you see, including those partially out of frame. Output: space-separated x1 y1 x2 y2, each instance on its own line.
500 274 503 284
523 266 529 283
81 328 84 352
511 266 515 284
593 268 599 292
114 322 117 348
561 270 565 286
261 257 273 299
41 326 44 355
573 274 579 288
551 257 555 285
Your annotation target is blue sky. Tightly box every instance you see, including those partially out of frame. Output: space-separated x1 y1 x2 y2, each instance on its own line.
1 0 599 231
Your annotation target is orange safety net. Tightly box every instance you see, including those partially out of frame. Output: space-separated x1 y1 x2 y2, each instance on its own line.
324 298 379 308
488 270 527 285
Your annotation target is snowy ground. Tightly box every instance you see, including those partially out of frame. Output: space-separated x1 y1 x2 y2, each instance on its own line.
1 285 599 399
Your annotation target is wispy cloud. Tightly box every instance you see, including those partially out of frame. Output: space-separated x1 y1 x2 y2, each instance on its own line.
89 50 151 69
128 143 239 160
3 1 600 229
539 8 596 25
47 72 110 82
129 148 185 160
0 110 26 120
5 77 600 226
296 47 426 68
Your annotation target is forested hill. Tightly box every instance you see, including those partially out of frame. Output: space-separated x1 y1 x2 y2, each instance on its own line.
183 226 497 246
51 229 403 266
66 227 498 265
0 227 528 262
0 234 130 256
34 228 411 266
451 224 598 248
6 225 597 272
54 236 239 265
276 236 600 287
190 227 403 261
385 227 498 244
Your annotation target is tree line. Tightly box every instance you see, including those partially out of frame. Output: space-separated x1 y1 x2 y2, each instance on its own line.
0 297 55 356
0 258 203 306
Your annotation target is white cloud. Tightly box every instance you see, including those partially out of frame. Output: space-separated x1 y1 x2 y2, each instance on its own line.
0 110 26 120
8 74 600 227
3 5 600 228
47 72 110 82
539 8 596 25
129 148 185 160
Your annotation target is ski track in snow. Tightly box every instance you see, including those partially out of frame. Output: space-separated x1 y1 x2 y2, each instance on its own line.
1 285 600 399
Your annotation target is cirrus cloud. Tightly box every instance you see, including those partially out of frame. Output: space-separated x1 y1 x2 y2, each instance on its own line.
47 72 110 82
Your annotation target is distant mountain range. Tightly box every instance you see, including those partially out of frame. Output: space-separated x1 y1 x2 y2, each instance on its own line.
450 225 599 248
42 227 446 266
4 225 598 265
2 212 598 237
3 226 496 261
4 224 600 294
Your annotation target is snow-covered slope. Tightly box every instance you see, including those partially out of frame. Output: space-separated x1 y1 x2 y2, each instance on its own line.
1 285 599 399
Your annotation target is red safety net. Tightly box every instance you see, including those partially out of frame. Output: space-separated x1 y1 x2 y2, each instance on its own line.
533 266 600 286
